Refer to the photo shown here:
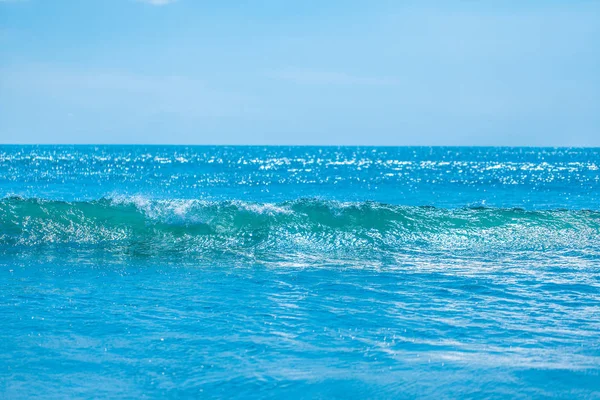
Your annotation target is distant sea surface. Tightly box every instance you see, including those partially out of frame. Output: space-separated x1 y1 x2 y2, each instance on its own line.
1 146 599 399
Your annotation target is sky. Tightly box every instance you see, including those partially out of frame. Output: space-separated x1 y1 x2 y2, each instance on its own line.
0 0 599 146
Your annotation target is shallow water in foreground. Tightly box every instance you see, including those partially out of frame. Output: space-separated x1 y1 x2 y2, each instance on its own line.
1 146 599 398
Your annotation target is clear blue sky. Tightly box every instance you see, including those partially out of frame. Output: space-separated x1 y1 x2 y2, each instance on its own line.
1 0 598 145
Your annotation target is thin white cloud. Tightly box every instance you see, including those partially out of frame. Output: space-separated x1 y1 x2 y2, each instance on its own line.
136 0 177 5
0 65 260 119
272 67 400 86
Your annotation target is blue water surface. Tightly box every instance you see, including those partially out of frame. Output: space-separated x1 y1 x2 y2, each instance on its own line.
1 146 599 399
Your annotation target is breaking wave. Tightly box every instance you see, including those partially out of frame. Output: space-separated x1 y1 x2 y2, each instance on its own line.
1 196 599 263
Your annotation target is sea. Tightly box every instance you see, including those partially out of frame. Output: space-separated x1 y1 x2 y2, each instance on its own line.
1 145 599 399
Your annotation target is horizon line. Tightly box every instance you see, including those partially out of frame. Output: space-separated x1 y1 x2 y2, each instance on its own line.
1 143 599 149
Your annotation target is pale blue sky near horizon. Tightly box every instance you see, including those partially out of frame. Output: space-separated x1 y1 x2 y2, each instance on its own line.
0 0 598 146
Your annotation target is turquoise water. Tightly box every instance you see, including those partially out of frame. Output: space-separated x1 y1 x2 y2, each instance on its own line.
1 146 599 398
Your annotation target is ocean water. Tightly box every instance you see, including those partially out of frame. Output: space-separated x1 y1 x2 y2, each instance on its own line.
1 145 599 399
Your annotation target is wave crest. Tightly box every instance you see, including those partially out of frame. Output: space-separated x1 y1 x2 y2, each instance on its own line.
1 196 598 262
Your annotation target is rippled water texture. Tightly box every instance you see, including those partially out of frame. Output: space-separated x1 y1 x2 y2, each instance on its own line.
1 146 599 399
